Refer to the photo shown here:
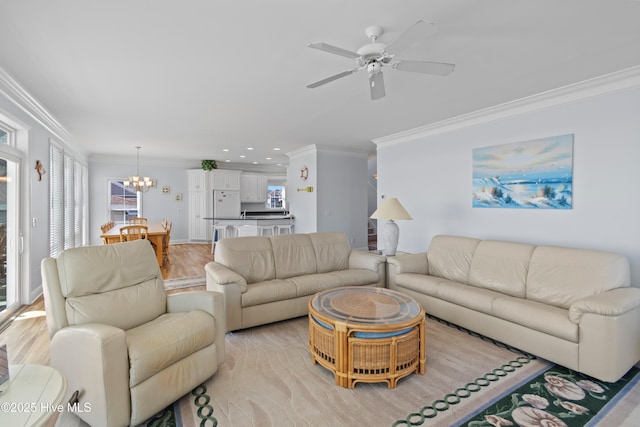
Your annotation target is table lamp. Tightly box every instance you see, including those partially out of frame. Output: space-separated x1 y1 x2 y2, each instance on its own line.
370 198 412 256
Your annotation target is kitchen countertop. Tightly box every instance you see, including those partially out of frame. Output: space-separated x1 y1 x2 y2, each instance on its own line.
204 216 294 220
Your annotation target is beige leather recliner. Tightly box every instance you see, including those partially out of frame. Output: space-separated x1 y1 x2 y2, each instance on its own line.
41 240 225 427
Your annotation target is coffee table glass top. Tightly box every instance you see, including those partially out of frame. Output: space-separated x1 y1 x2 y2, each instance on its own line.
310 286 422 326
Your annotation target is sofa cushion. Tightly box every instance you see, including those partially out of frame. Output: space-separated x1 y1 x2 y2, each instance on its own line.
427 235 480 284
395 273 443 296
308 232 350 273
290 273 343 297
328 269 379 287
492 296 578 343
270 234 318 279
241 280 297 307
435 281 505 315
216 236 276 284
526 246 630 309
126 310 215 387
468 240 535 298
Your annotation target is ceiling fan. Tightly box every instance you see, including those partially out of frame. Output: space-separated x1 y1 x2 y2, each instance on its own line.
306 20 455 100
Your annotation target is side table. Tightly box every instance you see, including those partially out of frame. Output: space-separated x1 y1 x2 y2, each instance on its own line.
0 364 67 427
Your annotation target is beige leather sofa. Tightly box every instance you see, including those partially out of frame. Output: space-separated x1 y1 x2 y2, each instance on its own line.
205 232 386 331
387 235 640 383
42 240 226 427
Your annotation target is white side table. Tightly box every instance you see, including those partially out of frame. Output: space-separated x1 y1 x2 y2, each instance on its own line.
0 364 67 427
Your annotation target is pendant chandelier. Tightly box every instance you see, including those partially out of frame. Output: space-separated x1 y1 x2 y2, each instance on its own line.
124 146 153 192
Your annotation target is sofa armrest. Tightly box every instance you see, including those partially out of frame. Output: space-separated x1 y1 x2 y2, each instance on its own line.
568 287 640 382
569 287 640 323
205 262 248 293
167 291 226 364
348 250 387 287
386 252 428 290
205 262 245 332
50 324 130 427
349 250 386 271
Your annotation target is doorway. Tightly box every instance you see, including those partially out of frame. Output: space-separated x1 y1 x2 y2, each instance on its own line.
0 129 22 325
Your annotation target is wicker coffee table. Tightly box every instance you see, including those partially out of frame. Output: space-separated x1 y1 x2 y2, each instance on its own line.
308 286 425 388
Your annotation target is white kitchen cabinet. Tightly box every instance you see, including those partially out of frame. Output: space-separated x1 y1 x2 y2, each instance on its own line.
188 189 208 240
240 173 268 202
211 170 241 190
187 169 211 241
188 169 207 191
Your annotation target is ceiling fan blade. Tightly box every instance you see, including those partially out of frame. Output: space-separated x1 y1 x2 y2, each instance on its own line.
395 60 455 76
308 43 361 59
307 68 359 88
385 20 438 55
369 71 386 100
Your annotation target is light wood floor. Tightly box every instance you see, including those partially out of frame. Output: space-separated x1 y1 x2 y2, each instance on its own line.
0 243 212 367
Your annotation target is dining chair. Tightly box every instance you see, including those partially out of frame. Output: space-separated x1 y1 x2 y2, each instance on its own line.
129 217 148 225
120 225 148 242
162 221 172 265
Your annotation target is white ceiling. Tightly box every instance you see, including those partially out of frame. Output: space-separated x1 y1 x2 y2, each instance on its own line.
1 1 640 166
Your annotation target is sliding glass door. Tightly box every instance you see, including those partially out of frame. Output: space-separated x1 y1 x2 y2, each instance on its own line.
0 132 21 323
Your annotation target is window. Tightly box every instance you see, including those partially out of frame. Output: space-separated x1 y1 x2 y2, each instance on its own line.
108 179 140 223
49 142 88 257
0 129 7 144
266 184 285 209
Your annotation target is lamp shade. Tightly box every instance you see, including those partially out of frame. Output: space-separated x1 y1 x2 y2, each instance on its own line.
370 198 412 221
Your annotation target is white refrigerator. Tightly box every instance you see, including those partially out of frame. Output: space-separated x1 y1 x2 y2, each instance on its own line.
213 190 241 218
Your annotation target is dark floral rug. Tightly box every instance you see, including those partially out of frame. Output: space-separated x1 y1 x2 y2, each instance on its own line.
455 364 640 427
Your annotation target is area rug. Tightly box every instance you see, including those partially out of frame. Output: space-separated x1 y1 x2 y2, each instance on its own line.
56 314 640 427
164 275 206 291
453 363 640 427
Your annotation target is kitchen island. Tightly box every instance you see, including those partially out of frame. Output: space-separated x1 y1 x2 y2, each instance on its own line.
204 214 294 237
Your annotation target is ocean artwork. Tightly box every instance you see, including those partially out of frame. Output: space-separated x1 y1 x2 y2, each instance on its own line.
472 134 573 209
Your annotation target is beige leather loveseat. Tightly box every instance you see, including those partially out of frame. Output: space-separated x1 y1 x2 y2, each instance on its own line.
387 235 640 383
205 232 386 331
42 240 226 427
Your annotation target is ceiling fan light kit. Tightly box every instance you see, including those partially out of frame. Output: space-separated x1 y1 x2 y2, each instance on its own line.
306 20 455 100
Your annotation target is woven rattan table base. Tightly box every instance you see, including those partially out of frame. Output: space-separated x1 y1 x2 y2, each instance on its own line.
308 287 426 388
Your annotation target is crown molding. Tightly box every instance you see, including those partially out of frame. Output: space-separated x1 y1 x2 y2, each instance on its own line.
287 144 318 160
0 67 76 146
287 143 370 160
373 65 640 148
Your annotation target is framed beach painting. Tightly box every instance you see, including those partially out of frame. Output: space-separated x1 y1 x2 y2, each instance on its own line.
472 134 573 209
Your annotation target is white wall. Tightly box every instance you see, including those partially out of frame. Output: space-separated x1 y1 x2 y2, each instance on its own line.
287 145 318 234
89 157 198 245
376 85 640 285
287 145 369 248
317 148 368 248
0 88 87 302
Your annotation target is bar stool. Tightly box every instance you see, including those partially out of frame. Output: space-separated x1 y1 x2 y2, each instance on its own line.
259 225 276 236
235 225 259 237
276 224 293 235
211 224 234 254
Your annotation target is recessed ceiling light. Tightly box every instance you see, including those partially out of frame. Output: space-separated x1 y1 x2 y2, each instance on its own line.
266 157 272 160
252 161 258 164
225 159 231 162
273 148 281 151
240 155 246 158
247 147 254 151
222 148 230 152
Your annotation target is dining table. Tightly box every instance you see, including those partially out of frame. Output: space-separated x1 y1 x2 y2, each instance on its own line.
100 222 167 266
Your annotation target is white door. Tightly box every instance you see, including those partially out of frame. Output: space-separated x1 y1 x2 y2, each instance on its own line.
0 144 21 324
